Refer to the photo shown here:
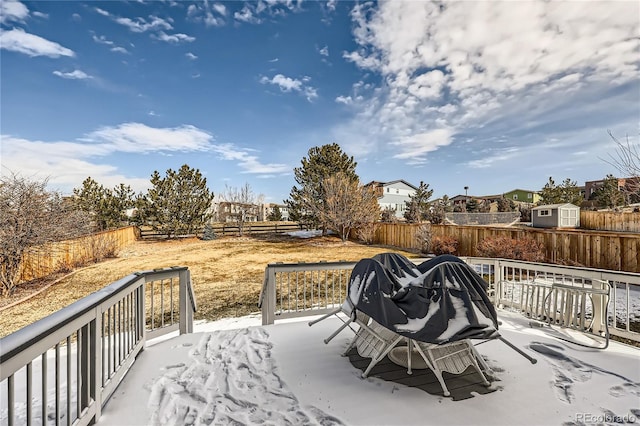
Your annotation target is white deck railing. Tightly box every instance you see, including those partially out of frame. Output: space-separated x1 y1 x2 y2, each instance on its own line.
0 267 196 426
259 258 640 343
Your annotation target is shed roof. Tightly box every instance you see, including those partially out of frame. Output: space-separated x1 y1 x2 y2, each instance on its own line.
531 203 580 210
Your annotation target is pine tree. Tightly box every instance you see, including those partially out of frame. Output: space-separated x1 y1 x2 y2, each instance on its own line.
539 176 582 205
140 164 214 238
466 198 479 212
403 181 433 223
73 177 134 230
268 205 283 221
594 174 625 208
287 143 358 232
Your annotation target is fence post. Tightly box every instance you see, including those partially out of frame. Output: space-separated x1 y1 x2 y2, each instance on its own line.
493 259 502 306
91 309 102 421
262 266 277 325
591 274 607 335
179 269 193 334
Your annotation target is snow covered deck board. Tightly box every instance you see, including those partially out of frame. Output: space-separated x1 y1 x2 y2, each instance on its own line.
98 311 640 426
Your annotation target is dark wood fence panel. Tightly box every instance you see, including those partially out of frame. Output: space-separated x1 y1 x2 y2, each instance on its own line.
139 222 306 239
580 211 640 232
372 223 640 273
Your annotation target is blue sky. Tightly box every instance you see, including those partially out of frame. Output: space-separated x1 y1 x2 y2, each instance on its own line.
1 0 639 203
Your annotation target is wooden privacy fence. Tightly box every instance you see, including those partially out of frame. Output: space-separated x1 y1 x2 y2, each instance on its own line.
580 211 640 232
373 223 640 273
18 226 139 283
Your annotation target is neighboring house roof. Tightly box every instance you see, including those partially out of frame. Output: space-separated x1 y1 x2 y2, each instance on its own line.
532 203 580 210
364 179 418 190
504 188 540 194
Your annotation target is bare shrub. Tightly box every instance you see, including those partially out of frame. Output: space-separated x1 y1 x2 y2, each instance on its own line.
1 173 92 296
431 236 459 255
415 224 432 254
84 233 120 263
477 237 545 262
356 222 378 245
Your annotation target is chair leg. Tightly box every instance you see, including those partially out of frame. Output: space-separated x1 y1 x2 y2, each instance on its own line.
361 335 404 378
323 319 352 344
308 307 342 327
433 371 451 397
467 350 491 387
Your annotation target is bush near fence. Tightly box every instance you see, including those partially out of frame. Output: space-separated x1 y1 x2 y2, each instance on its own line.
372 223 640 273
18 226 138 284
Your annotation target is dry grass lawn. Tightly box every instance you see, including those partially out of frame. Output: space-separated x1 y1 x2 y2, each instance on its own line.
0 234 417 338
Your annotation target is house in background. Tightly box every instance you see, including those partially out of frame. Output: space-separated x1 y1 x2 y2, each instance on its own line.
503 189 541 204
364 180 417 219
261 203 290 221
531 203 580 228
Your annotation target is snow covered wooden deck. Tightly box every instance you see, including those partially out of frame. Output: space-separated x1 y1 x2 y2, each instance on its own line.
99 311 640 426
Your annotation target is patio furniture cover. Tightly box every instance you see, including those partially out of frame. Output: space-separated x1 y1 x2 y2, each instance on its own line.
346 253 499 344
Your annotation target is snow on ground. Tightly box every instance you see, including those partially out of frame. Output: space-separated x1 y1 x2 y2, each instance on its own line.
99 312 640 426
285 230 324 239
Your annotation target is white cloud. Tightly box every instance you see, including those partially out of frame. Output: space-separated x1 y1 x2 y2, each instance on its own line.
234 6 261 24
326 0 337 13
92 34 114 45
392 128 454 163
335 1 640 164
213 3 227 16
94 7 109 17
261 74 301 92
261 74 318 102
187 2 226 27
86 123 212 153
0 28 74 58
154 31 195 43
53 70 92 80
32 11 48 19
96 8 173 33
335 96 352 105
110 46 129 54
466 147 521 169
210 143 289 175
1 0 29 24
116 15 173 33
319 45 329 57
71 13 82 21
1 123 289 192
185 52 198 60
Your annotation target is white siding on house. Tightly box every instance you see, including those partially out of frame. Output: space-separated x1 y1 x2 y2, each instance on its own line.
376 180 417 218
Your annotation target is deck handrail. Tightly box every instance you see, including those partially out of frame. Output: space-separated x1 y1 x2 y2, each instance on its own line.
259 257 640 343
0 266 196 426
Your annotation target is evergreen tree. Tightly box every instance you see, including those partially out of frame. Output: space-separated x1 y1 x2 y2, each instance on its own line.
140 164 214 238
466 198 479 212
403 181 434 223
497 197 515 212
539 176 582 205
594 174 625 208
201 223 217 240
287 143 358 232
267 205 283 221
73 177 134 230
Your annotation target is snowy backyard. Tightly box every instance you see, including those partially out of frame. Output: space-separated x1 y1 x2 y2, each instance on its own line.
92 311 640 426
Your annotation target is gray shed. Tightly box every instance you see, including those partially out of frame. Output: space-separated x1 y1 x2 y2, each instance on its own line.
531 203 580 228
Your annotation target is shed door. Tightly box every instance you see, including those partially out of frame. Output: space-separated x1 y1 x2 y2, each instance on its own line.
560 208 577 226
